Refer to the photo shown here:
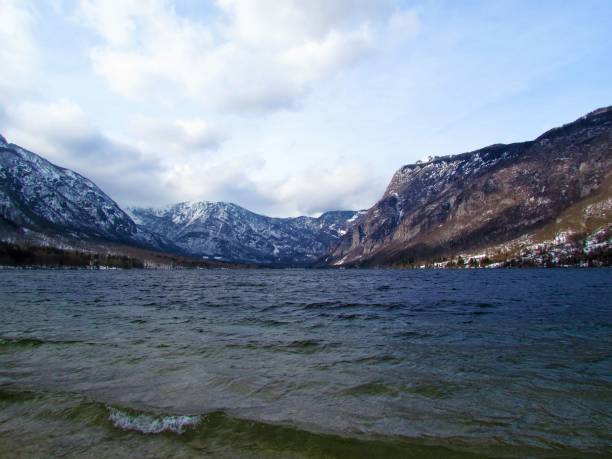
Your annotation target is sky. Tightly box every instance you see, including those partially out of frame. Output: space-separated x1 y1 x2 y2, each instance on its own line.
1 0 611 217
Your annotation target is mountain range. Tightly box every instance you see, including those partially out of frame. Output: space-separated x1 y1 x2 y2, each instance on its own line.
127 203 361 264
1 106 611 268
0 133 360 265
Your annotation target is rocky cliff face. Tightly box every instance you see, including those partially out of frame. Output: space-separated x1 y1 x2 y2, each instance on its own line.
326 107 612 266
129 202 361 264
0 136 173 251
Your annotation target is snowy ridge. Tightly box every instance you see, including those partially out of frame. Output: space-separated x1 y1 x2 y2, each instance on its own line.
0 135 173 252
129 202 361 264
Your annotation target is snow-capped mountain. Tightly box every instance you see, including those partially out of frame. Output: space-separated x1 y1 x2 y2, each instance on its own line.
326 106 612 266
0 134 173 251
128 202 362 264
0 133 361 264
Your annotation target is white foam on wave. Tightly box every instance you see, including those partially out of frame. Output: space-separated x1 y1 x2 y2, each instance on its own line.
107 406 201 434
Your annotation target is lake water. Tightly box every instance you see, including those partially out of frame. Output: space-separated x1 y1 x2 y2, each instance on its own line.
0 269 610 458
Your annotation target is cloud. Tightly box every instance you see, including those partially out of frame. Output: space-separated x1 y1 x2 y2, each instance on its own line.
0 3 411 216
156 157 384 217
75 0 417 113
0 0 38 95
270 163 384 215
1 97 384 216
129 116 226 157
158 154 274 210
4 99 99 157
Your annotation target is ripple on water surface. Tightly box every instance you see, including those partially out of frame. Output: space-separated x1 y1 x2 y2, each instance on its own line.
0 268 611 458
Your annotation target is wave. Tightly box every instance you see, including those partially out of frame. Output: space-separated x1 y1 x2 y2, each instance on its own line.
0 337 82 348
107 406 201 434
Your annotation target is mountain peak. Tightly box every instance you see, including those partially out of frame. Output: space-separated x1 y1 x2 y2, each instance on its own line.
183 200 239 209
584 105 612 118
0 135 148 246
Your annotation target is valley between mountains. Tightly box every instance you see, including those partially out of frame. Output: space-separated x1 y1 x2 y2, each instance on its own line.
1 107 611 268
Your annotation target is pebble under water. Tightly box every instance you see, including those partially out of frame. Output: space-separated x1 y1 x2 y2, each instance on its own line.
0 268 610 458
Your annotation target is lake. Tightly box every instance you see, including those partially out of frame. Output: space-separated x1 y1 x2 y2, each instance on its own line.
0 269 610 458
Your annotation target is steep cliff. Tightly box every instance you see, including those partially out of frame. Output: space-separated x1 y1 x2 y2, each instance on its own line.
326 107 612 266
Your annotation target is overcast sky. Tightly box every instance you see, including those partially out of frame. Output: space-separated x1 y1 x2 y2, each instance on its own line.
1 0 611 216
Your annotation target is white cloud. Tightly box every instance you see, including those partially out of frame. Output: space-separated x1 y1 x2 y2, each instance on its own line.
271 164 383 215
4 99 98 158
219 0 386 45
76 0 417 112
129 116 226 157
159 154 272 209
0 0 38 94
154 153 384 216
2 98 383 215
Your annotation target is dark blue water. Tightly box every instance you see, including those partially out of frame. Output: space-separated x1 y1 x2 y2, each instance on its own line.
0 269 610 458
